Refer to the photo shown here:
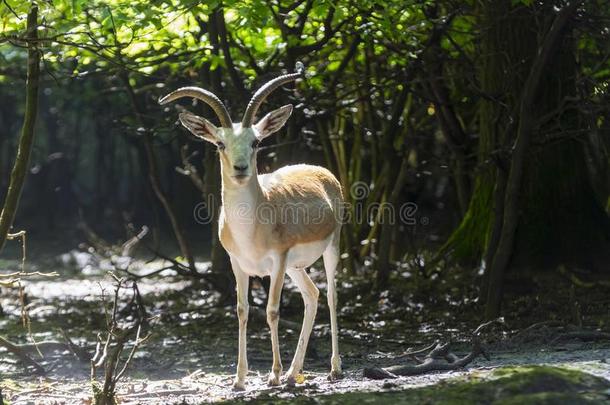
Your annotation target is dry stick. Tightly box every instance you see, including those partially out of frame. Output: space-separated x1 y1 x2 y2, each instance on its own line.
0 339 77 355
0 271 58 286
120 225 149 257
395 341 439 360
0 333 90 369
115 325 151 383
364 340 487 379
119 389 199 399
557 265 610 288
59 329 92 362
1 233 57 361
363 319 501 379
178 146 205 193
139 243 196 276
0 5 40 254
550 331 610 345
513 321 564 340
7 230 27 272
90 333 104 380
484 2 581 319
117 265 176 280
91 275 151 405
0 336 45 375
364 342 486 379
18 283 42 358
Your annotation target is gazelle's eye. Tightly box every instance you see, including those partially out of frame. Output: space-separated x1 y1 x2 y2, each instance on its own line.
217 142 225 151
251 140 260 149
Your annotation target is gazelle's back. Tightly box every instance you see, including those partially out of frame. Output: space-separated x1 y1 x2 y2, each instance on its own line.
258 164 343 250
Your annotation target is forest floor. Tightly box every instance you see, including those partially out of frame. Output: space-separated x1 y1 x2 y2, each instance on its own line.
1 248 610 404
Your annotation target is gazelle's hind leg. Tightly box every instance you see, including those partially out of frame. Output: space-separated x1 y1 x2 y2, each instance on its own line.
283 267 319 385
323 229 342 379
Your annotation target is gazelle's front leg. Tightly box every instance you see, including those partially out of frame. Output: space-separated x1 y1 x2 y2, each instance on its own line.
284 268 319 384
230 257 250 391
267 253 287 386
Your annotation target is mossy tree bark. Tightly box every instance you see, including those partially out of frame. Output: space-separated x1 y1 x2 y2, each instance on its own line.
440 1 609 316
0 4 40 254
484 2 582 319
441 1 529 264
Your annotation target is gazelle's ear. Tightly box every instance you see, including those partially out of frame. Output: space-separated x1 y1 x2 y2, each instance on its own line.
254 104 293 139
178 112 219 143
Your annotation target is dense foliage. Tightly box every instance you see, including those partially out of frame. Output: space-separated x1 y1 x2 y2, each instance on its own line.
1 0 609 315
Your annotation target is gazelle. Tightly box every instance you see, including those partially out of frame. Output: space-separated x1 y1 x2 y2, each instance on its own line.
160 66 343 389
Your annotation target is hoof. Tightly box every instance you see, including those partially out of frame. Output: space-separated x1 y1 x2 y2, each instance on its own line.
283 374 297 386
283 366 301 386
267 373 281 386
328 369 343 381
233 380 246 391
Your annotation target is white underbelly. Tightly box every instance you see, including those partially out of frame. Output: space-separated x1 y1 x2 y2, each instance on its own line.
286 236 331 269
232 235 332 277
233 254 274 278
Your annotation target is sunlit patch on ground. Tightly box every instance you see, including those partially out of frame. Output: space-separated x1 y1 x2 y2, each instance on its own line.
1 259 610 404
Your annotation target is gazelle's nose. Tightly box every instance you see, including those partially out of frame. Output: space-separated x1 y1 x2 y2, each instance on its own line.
233 164 248 172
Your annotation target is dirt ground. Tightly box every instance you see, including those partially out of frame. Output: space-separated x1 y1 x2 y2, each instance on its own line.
1 255 610 404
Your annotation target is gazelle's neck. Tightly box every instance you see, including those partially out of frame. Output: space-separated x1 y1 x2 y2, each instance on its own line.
221 167 265 230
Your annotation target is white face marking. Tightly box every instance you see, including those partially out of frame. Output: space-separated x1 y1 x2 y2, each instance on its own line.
217 124 260 186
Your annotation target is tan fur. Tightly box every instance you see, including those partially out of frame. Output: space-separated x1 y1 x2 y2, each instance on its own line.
219 164 343 254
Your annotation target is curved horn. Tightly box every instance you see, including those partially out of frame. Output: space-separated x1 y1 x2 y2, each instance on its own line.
241 62 305 128
159 87 232 128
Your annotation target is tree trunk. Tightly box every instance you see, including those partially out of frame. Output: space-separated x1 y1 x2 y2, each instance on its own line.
441 1 609 318
373 82 412 288
120 72 197 271
0 4 40 254
424 4 472 216
484 2 581 318
375 156 410 289
197 9 234 298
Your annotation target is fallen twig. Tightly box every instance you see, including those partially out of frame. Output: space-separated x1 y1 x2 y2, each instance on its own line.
363 319 502 379
59 328 92 362
558 265 610 288
550 330 610 345
113 264 175 280
395 340 439 360
119 388 199 399
121 225 149 257
512 320 564 341
0 339 73 355
0 271 58 286
0 335 46 375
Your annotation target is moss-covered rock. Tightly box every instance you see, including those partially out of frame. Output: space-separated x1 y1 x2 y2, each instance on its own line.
223 366 610 404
